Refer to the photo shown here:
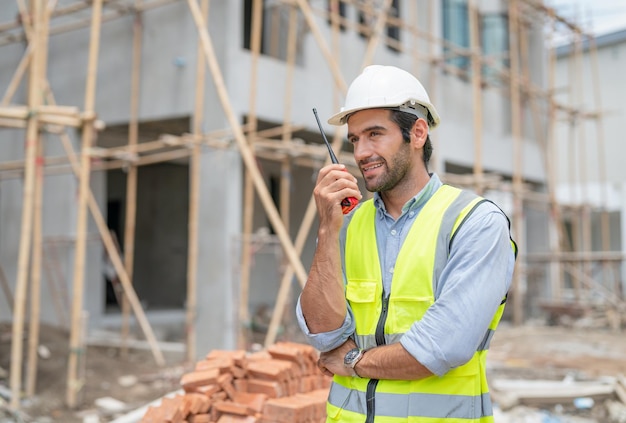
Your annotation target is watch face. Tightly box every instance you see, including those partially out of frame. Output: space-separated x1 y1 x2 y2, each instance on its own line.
345 348 361 365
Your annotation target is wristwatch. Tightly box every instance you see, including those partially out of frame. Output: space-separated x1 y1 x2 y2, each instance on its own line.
344 348 364 377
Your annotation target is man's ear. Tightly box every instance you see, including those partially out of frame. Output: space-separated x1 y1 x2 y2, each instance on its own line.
411 118 429 148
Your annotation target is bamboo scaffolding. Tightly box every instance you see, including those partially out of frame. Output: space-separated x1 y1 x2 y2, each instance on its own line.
9 0 44 409
24 0 53 397
120 0 143 359
237 0 263 350
186 0 209 363
66 0 104 407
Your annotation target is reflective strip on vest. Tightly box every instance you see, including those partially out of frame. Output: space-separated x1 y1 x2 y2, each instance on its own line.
327 382 493 420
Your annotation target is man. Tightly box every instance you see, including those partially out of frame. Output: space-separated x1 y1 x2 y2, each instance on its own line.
296 65 517 422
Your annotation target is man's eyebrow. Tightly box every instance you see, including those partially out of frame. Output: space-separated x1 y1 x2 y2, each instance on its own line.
347 125 387 139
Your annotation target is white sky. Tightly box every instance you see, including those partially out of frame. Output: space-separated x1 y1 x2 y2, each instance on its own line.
548 0 626 36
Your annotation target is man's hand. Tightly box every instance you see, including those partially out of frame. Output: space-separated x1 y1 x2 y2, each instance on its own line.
314 164 361 232
317 339 357 377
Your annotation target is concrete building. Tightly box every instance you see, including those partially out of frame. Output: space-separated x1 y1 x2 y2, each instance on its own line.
554 28 626 296
0 0 569 366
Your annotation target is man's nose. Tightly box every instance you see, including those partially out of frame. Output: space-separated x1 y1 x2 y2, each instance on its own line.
353 139 372 162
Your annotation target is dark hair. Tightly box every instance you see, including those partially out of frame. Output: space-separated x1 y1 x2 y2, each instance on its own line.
389 109 432 168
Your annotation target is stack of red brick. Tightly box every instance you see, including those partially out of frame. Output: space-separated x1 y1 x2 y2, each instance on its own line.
140 341 331 423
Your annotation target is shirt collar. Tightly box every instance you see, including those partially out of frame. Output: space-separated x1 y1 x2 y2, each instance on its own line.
372 173 443 219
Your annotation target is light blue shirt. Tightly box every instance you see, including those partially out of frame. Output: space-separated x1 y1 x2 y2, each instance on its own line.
296 173 516 376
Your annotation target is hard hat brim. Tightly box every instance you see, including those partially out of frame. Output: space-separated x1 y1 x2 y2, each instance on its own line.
328 103 440 128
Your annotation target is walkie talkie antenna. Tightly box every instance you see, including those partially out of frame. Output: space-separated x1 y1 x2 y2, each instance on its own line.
312 108 359 214
313 108 339 164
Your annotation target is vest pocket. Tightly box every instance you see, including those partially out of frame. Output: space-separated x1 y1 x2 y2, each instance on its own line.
387 295 433 333
346 279 381 335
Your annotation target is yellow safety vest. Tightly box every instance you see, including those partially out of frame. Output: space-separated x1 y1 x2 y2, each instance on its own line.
327 185 516 423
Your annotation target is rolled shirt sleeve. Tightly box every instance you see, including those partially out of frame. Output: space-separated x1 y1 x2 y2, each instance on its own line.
295 296 355 353
400 203 516 376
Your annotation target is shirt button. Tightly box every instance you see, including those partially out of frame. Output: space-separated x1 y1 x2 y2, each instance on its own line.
391 229 397 236
409 211 415 217
389 267 394 274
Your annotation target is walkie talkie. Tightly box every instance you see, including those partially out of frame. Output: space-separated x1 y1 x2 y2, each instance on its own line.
313 108 359 214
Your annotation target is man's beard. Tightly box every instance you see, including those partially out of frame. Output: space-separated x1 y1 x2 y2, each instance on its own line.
362 144 412 193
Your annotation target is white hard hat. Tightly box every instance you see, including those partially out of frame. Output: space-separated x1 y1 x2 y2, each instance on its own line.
328 65 440 129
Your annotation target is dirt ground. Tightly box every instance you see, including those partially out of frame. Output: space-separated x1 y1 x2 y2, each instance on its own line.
1 321 625 422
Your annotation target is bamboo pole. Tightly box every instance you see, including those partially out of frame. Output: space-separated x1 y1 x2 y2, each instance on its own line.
10 0 42 410
25 0 52 396
186 0 209 362
120 0 143 359
66 0 103 407
25 102 44 398
238 0 263 350
186 0 309 292
508 0 525 325
468 0 483 195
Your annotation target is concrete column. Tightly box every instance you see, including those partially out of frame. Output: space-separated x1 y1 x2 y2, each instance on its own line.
195 147 242 359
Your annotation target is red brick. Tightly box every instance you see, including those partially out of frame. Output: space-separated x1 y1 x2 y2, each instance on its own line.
185 393 211 415
206 349 247 367
246 360 294 381
246 379 283 398
296 390 328 421
194 383 221 397
161 396 185 423
196 357 235 374
213 400 251 416
187 414 211 423
218 373 236 400
181 369 220 391
262 395 318 423
232 392 268 414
